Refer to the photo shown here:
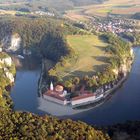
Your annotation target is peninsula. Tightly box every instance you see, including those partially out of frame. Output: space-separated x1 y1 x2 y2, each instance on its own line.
40 33 134 108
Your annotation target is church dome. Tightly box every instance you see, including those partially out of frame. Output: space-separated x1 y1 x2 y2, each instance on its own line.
55 85 64 92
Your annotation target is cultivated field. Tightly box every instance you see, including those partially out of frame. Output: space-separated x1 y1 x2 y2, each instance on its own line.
0 9 16 15
57 35 109 80
64 0 140 20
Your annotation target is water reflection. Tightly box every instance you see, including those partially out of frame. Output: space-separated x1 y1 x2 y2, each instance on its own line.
11 55 40 70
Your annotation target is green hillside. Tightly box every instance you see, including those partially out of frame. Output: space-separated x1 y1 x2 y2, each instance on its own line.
60 35 108 79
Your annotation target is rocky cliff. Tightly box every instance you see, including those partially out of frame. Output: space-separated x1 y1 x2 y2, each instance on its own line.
0 51 15 111
1 33 21 52
0 51 15 93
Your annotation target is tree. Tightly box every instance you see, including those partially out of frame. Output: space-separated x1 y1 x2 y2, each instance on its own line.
64 80 73 90
73 77 80 85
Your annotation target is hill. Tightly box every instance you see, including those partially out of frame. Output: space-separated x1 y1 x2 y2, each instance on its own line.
0 0 107 12
62 35 108 79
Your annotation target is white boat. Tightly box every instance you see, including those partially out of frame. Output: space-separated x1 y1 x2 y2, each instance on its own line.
17 55 24 59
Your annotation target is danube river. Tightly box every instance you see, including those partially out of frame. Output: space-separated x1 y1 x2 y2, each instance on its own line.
11 47 140 125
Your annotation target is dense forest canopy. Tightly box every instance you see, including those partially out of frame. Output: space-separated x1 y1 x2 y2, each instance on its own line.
0 16 83 55
0 111 110 139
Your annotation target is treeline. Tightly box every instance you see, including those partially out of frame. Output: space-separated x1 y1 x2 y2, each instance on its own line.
0 17 88 55
40 28 78 86
94 33 132 85
120 32 140 45
0 17 60 49
0 111 109 139
40 29 74 61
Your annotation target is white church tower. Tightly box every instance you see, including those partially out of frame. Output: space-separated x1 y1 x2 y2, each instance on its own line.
50 81 54 91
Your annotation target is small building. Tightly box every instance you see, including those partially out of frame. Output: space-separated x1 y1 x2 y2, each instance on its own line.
43 91 68 105
43 82 68 105
71 94 95 106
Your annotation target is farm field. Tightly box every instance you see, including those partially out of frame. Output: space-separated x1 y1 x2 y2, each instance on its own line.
0 9 16 15
57 35 109 80
64 0 140 20
0 0 26 6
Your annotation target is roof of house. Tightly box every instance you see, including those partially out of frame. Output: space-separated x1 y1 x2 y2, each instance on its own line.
72 94 95 101
44 91 65 101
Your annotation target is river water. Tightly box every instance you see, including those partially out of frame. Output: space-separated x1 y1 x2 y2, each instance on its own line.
11 47 140 125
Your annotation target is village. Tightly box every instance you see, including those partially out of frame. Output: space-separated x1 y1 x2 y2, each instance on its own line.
78 17 137 34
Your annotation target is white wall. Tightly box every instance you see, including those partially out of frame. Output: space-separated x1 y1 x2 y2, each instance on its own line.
43 95 66 105
71 96 95 106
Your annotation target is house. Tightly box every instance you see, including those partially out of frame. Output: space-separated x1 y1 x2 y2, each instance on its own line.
71 94 95 106
43 82 69 105
43 91 68 105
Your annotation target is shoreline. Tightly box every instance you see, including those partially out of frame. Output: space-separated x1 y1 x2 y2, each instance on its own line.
39 58 133 109
38 59 44 97
72 74 128 109
38 45 134 109
72 54 134 108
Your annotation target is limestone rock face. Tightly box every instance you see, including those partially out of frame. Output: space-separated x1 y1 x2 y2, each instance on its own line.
0 57 12 67
0 52 15 84
5 71 14 83
130 48 134 57
1 33 21 52
10 34 21 51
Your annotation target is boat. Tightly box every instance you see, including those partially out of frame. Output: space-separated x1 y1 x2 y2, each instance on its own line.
17 55 24 59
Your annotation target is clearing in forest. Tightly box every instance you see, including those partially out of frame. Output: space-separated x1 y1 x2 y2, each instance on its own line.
58 35 109 80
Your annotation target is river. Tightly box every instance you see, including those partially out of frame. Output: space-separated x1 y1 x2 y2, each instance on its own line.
11 47 140 125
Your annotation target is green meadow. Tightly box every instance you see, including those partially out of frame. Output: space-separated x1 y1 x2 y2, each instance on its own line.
57 35 109 80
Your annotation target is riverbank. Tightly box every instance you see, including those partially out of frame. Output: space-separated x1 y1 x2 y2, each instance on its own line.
10 47 140 125
39 52 134 109
38 59 55 97
73 74 128 109
37 72 130 116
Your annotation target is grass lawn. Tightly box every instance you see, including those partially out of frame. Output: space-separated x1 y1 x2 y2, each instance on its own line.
57 35 109 80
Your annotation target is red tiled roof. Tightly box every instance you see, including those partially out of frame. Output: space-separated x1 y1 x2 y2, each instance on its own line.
72 94 95 101
44 91 65 101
